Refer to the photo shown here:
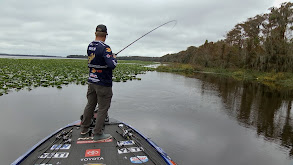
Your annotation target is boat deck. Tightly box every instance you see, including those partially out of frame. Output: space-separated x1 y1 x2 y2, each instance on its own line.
19 119 170 165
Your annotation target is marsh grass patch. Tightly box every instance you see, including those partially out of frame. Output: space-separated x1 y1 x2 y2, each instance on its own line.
0 58 154 96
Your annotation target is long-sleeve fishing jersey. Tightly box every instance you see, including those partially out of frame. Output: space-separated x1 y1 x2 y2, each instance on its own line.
87 40 117 87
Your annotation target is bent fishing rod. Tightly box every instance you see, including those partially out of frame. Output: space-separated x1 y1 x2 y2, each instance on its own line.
115 20 177 55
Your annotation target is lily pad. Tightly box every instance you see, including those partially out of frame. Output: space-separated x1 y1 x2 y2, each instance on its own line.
0 58 154 96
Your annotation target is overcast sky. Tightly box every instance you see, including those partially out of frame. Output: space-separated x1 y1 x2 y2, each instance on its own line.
0 0 291 57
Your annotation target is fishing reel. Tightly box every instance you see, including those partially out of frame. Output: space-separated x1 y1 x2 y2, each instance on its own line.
118 124 133 139
55 129 72 144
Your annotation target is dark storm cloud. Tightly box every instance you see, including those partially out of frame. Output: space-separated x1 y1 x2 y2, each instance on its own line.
0 0 282 56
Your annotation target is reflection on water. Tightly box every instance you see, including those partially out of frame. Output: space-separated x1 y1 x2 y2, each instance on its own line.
193 73 293 157
1 71 293 165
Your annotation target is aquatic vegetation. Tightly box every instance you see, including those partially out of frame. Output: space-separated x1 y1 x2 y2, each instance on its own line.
157 63 197 73
113 63 153 82
0 58 154 96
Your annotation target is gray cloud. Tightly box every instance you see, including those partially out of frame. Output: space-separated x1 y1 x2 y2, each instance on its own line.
0 0 281 57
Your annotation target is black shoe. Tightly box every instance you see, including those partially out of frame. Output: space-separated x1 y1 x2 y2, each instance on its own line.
80 127 90 135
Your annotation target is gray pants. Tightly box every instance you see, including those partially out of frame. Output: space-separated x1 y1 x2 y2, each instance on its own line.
81 83 113 135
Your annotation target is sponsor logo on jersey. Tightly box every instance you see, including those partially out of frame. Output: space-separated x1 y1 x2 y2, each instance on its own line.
91 68 102 73
117 140 135 147
130 156 149 163
88 77 100 82
38 152 69 158
85 149 100 157
106 47 111 52
118 147 144 154
88 53 95 64
88 47 96 51
106 54 111 58
50 144 71 150
89 73 97 78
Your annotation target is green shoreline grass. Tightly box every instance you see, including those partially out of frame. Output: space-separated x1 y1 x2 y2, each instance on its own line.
156 63 293 90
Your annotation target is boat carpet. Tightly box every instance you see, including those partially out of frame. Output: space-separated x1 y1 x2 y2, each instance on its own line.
20 119 168 165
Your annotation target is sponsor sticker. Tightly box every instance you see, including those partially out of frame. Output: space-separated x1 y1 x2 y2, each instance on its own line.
77 137 113 144
80 157 104 162
85 149 101 157
130 156 149 164
118 147 144 154
117 140 135 147
50 144 71 150
38 152 69 159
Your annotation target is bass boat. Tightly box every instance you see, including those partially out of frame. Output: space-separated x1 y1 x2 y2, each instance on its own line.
12 117 177 165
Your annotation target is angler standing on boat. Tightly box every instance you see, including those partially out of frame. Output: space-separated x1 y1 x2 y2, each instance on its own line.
80 24 117 140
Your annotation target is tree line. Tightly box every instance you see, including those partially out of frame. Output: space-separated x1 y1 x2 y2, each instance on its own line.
67 55 161 62
161 2 293 72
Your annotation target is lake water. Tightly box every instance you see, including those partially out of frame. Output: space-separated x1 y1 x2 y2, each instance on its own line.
1 71 293 165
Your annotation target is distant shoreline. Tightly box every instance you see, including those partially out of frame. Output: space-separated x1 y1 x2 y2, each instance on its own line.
0 53 64 58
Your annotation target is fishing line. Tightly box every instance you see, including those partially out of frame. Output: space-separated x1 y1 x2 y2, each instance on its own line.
116 20 177 55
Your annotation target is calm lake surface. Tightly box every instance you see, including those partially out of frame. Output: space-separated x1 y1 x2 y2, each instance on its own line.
1 71 293 165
